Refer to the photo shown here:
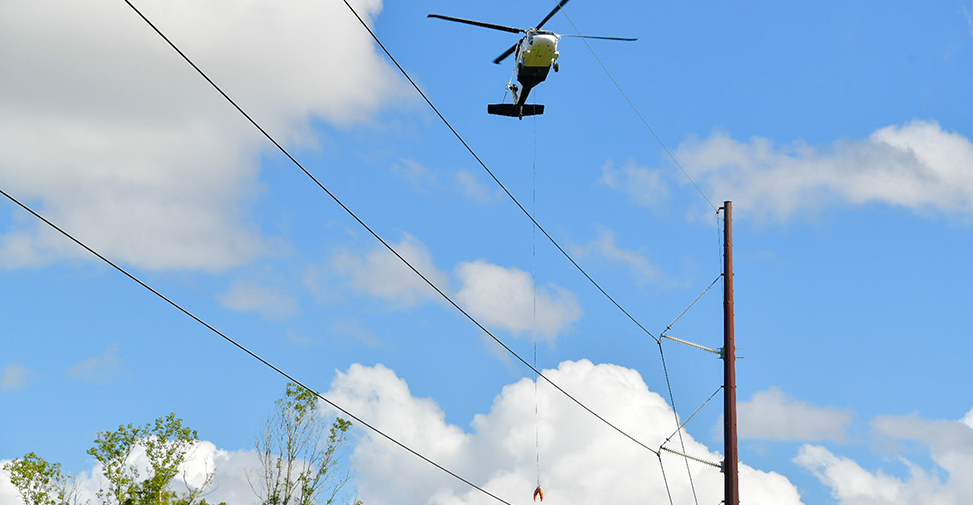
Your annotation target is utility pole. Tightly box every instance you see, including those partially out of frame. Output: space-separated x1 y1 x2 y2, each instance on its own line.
722 201 739 505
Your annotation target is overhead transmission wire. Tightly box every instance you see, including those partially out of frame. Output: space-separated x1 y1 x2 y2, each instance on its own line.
650 275 727 504
119 0 659 463
324 0 660 344
552 2 718 214
650 275 727 505
0 186 513 505
551 6 731 501
656 340 701 505
292 7 690 490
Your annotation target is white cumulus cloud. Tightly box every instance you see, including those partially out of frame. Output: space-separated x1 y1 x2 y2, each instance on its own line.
0 0 402 271
66 345 124 384
600 160 670 210
454 261 581 340
0 363 35 391
672 120 973 220
327 234 581 340
323 360 804 505
795 408 973 505
572 226 659 286
729 387 853 442
963 407 973 430
392 158 440 190
218 281 299 320
455 170 502 203
331 233 450 309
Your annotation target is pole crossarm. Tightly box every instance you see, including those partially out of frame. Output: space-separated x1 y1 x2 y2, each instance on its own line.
661 334 721 355
659 446 721 469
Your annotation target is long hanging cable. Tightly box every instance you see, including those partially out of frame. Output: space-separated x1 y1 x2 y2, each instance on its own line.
118 0 659 458
531 113 542 495
0 186 513 505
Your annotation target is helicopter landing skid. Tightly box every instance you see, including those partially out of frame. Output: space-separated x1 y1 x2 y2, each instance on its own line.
488 103 545 118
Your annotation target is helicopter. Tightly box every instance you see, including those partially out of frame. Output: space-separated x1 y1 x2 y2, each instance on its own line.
428 0 636 118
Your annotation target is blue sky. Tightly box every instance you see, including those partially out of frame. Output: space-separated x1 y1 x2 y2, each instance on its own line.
2 1 973 504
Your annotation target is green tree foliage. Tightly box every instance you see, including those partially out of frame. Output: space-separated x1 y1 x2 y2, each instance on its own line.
86 413 219 505
5 413 224 505
251 382 359 505
5 396 361 505
3 452 77 505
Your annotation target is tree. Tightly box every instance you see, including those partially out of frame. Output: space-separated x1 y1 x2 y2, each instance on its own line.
3 452 78 505
86 413 218 505
251 382 359 505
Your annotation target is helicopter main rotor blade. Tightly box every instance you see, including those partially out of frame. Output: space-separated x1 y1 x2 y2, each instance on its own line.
427 14 524 34
493 43 519 65
535 0 570 30
560 34 638 41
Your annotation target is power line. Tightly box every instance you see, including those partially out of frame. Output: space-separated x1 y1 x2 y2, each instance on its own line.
652 275 727 503
119 0 659 458
551 1 718 214
550 7 731 498
657 340 701 505
0 185 512 505
327 0 659 343
657 453 676 505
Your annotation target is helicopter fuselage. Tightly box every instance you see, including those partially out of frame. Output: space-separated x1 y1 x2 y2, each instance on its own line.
428 2 635 117
513 31 560 106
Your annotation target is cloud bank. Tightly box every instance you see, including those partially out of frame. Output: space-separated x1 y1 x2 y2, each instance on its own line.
324 360 802 505
5 364 973 505
674 120 973 220
795 407 973 505
0 0 400 271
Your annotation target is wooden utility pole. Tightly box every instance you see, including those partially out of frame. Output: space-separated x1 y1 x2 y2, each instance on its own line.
722 201 739 505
